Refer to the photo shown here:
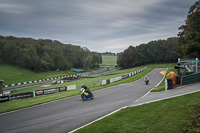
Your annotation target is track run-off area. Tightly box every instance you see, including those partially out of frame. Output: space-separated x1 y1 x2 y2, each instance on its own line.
0 68 166 133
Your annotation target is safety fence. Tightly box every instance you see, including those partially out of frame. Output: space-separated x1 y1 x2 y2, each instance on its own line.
181 72 200 85
0 85 76 103
101 67 147 86
165 73 200 90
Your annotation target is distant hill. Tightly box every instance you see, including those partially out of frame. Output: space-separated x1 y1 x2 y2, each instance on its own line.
101 55 117 66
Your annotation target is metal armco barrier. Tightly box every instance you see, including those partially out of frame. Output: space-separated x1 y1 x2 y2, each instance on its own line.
43 88 60 95
10 92 34 100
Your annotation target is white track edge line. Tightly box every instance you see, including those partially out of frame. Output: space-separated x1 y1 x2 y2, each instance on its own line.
130 89 200 107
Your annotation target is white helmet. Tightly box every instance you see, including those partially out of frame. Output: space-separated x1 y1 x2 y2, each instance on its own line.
81 84 84 88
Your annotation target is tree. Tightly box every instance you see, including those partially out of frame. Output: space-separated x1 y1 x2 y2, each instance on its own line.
21 46 41 71
117 37 179 69
83 55 92 69
0 35 102 72
178 0 200 58
117 46 136 69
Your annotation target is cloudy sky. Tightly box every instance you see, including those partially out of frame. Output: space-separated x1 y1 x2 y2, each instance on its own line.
0 0 197 53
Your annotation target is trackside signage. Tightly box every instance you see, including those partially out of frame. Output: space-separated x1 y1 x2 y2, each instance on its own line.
0 86 69 102
101 67 147 86
43 88 60 95
10 92 34 100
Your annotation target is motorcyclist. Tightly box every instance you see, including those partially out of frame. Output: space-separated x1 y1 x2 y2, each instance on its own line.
144 76 149 85
80 84 91 95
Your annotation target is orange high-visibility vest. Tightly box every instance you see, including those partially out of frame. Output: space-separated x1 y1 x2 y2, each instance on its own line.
167 71 176 79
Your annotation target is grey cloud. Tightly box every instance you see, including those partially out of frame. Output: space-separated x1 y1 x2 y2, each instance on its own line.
0 0 197 53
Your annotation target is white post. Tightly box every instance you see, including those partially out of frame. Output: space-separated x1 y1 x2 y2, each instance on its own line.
33 91 36 97
165 79 168 91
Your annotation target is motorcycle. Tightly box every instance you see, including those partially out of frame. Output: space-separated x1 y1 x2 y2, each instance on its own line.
145 80 149 85
80 88 94 101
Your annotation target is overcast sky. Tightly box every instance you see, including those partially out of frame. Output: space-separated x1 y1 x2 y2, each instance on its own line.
0 0 197 53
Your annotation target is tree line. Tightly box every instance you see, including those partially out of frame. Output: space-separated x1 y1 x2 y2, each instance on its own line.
117 37 180 69
0 36 102 72
117 0 200 69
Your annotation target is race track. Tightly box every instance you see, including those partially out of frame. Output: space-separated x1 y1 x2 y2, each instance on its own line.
0 68 166 133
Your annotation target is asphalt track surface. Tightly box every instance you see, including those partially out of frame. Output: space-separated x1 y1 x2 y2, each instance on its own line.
0 68 166 133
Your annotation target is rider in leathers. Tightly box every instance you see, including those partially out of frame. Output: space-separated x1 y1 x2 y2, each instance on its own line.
80 84 91 95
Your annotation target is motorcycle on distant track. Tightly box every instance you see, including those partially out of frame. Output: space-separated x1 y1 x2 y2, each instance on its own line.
80 88 94 101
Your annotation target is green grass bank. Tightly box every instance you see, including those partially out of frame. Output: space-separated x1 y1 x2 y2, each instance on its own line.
0 64 76 85
76 91 200 133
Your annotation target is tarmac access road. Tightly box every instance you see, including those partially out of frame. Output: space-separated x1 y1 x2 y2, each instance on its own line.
0 68 166 133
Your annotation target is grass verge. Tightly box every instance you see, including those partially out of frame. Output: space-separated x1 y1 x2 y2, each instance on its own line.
75 91 200 133
0 64 76 85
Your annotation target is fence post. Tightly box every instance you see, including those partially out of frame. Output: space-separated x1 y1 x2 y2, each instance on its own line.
165 79 167 90
33 91 36 97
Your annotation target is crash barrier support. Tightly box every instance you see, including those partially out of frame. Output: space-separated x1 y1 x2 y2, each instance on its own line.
0 85 76 103
181 72 200 85
101 67 147 86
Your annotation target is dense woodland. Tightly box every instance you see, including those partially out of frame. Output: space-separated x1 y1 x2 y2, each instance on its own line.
117 0 200 69
0 36 102 72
